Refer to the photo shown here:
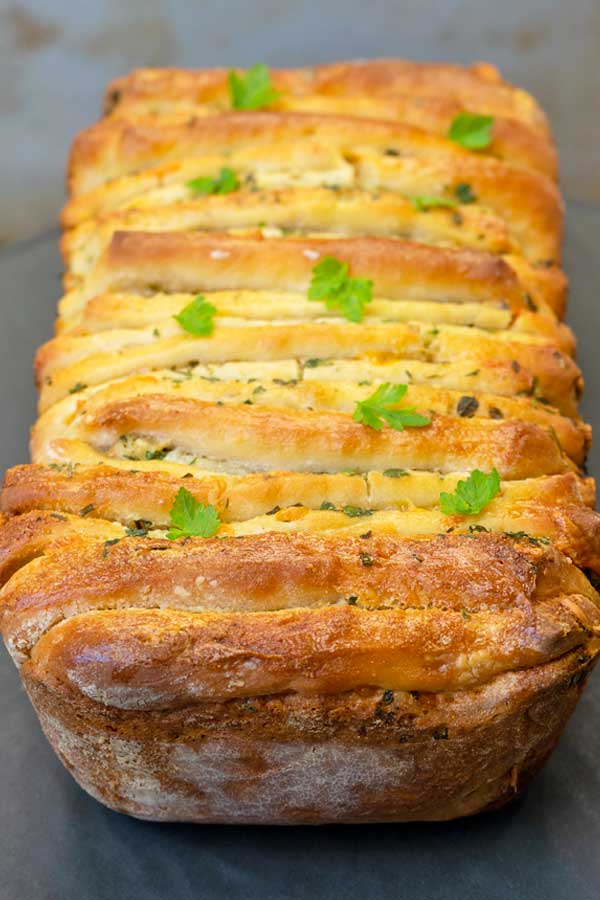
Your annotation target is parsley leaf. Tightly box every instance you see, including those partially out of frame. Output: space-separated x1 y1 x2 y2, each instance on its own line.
308 256 373 323
187 167 239 196
173 295 216 336
448 113 494 150
353 383 431 432
410 194 458 212
439 468 501 516
166 487 220 539
228 63 280 110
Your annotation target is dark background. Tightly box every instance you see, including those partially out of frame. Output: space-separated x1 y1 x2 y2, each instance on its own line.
1 3 599 897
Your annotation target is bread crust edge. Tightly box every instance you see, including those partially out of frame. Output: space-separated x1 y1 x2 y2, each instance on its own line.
21 645 597 823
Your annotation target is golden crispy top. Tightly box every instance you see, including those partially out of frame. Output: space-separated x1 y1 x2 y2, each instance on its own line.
1 58 599 709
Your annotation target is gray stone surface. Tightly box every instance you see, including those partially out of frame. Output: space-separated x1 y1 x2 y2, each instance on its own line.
0 0 598 243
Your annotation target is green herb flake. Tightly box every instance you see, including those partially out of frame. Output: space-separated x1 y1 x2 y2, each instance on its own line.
448 112 494 150
79 504 95 517
320 501 336 510
342 505 373 518
187 167 240 196
173 295 217 337
382 468 409 478
228 63 280 110
304 359 327 369
308 256 373 323
48 462 76 477
102 538 120 558
304 357 331 368
166 487 221 540
504 530 550 547
69 382 87 394
125 526 150 537
439 468 500 516
454 182 477 204
145 448 168 460
410 194 458 212
353 383 431 432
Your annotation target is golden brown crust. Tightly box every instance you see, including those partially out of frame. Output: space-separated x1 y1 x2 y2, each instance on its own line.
64 113 561 262
3 465 594 521
87 230 527 300
3 521 598 687
102 65 555 179
22 600 594 701
33 388 572 478
65 113 470 197
23 647 595 822
35 316 582 418
61 188 522 280
66 287 572 351
59 232 569 349
30 371 589 463
3 468 600 576
0 58 596 824
102 60 554 178
105 60 550 131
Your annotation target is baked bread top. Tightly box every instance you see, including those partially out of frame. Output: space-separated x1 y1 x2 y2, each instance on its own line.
1 58 599 711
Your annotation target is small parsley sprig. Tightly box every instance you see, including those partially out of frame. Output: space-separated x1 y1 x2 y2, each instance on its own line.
439 468 501 516
173 295 217 336
308 256 373 323
353 383 431 432
166 487 221 539
187 167 239 196
448 112 494 150
228 63 280 110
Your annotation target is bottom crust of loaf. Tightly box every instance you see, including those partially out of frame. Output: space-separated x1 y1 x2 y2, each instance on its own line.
21 646 596 824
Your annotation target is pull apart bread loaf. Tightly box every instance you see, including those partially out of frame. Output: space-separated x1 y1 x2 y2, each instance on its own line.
2 59 600 824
